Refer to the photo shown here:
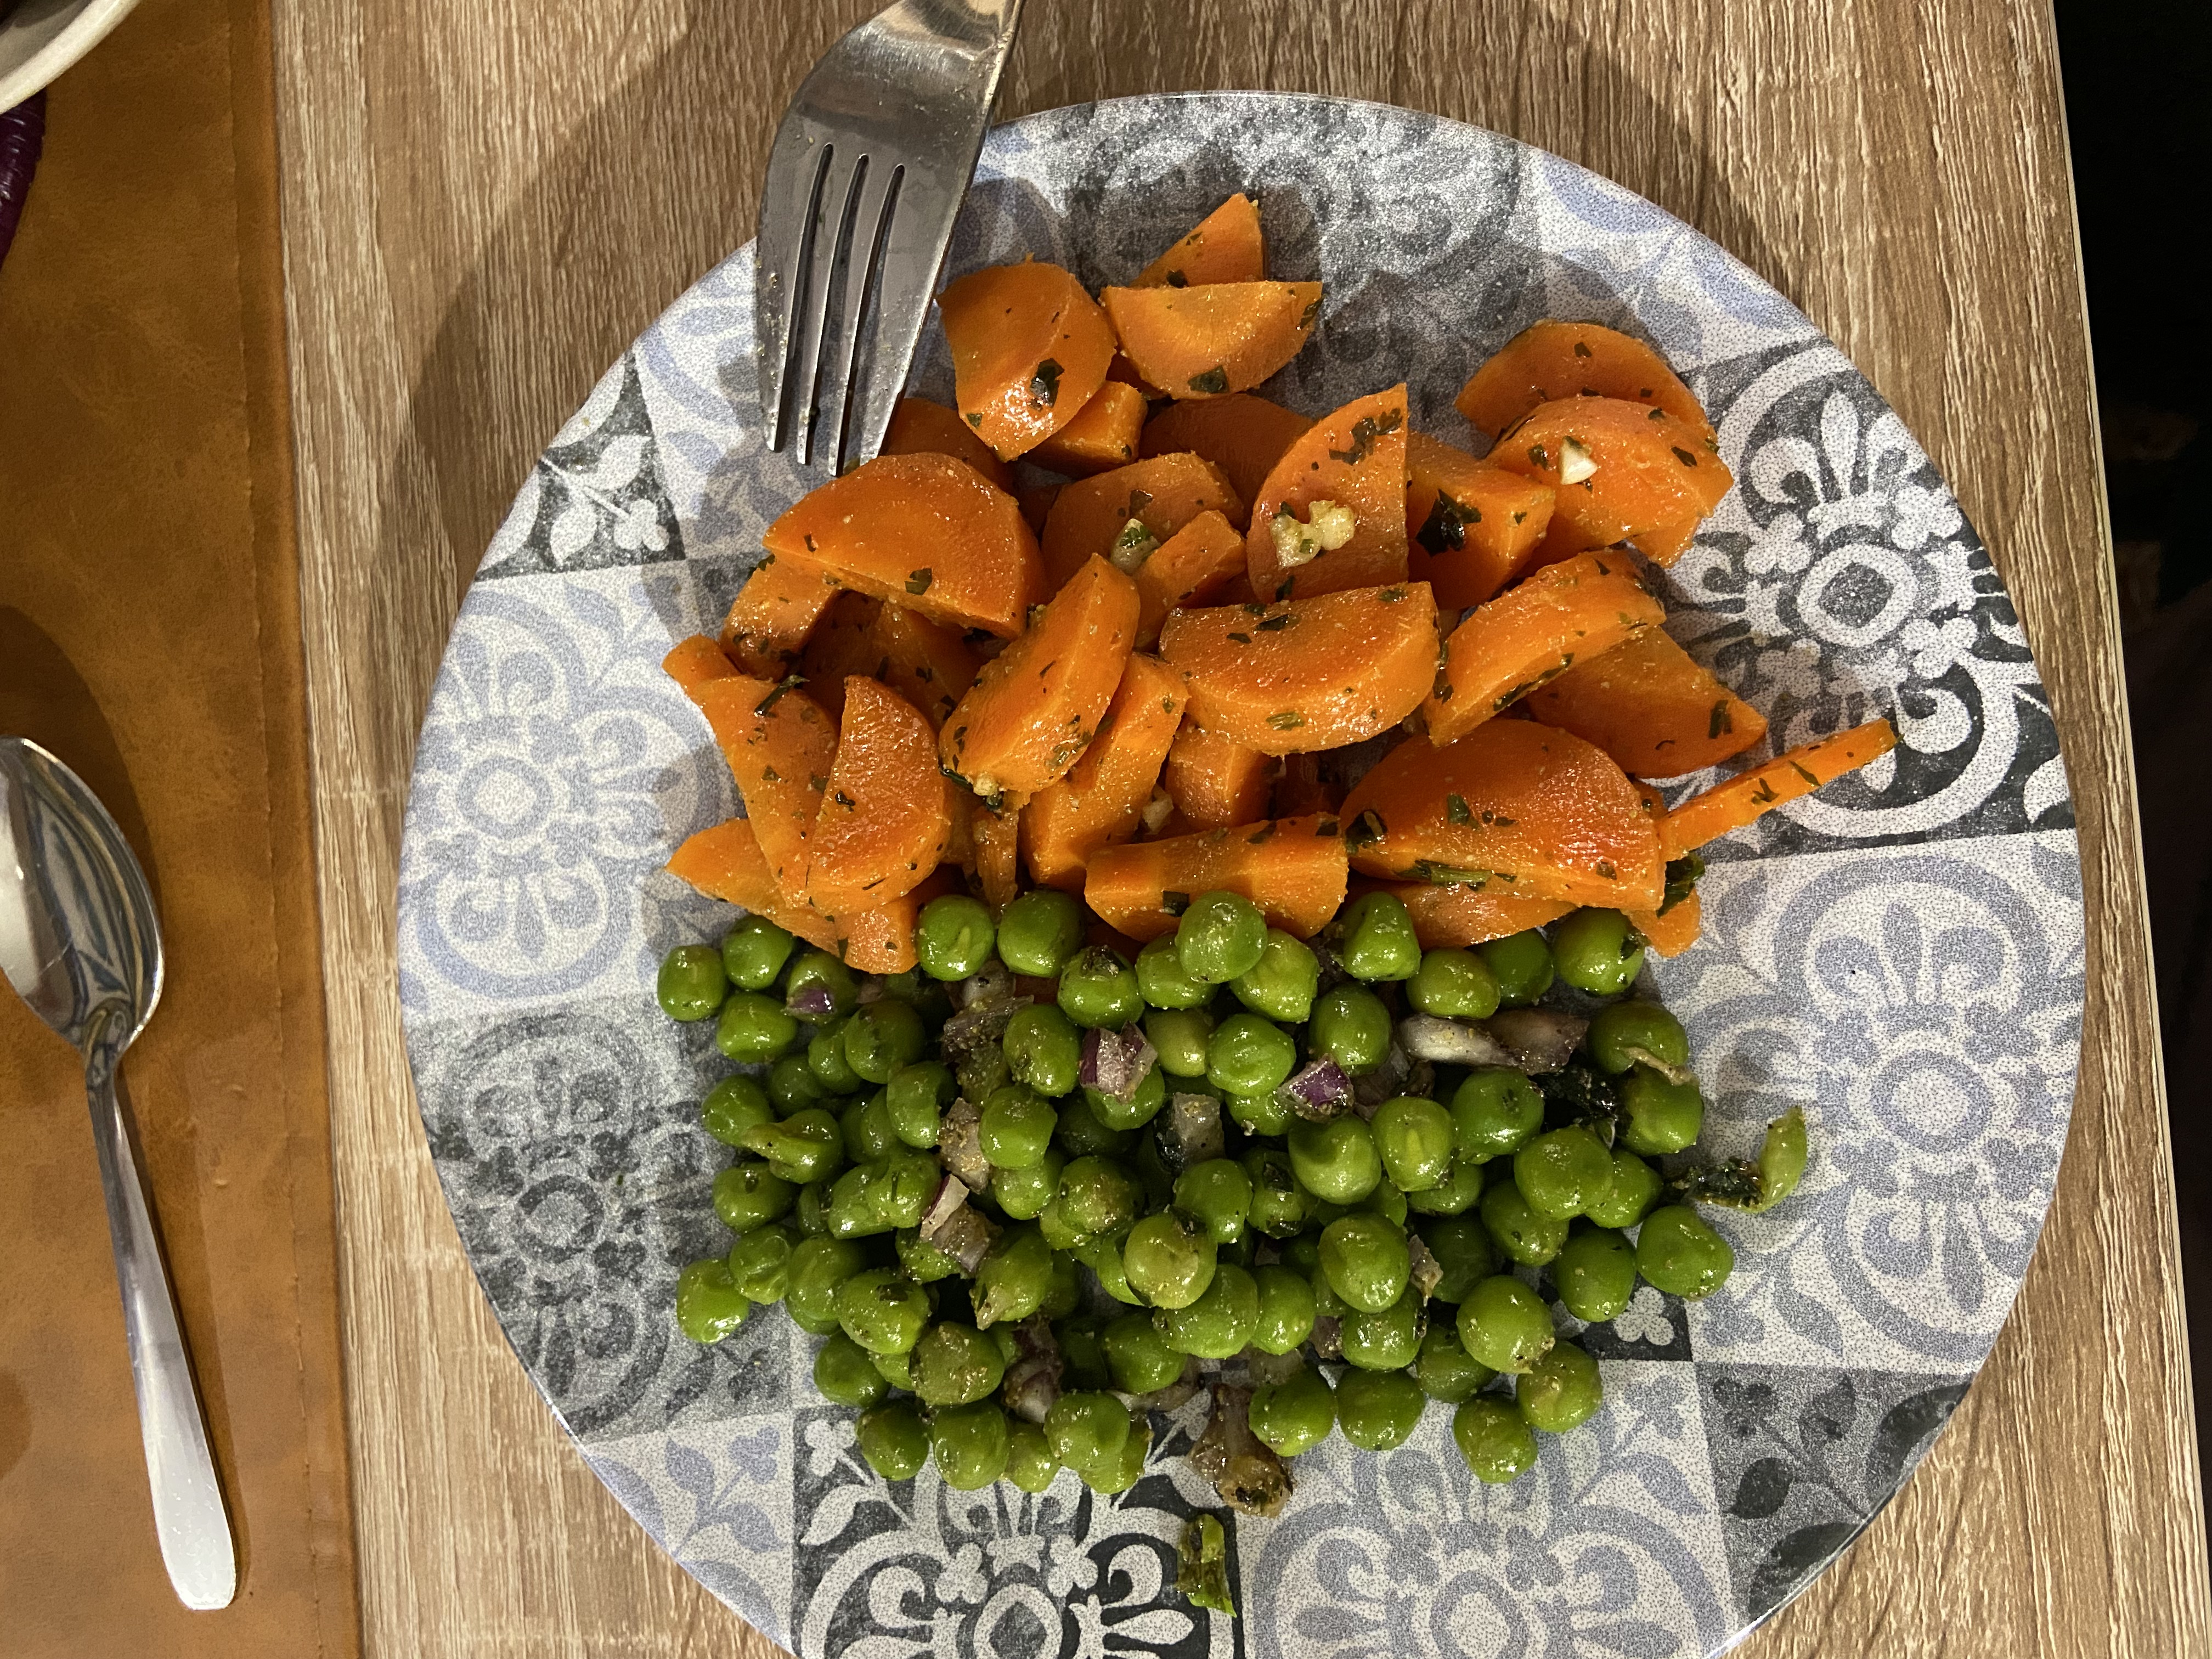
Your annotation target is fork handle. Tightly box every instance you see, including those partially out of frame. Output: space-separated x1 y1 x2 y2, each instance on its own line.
84 1041 237 1610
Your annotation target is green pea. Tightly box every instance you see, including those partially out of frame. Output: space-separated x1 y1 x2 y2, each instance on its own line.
1229 928 1321 1022
1036 1197 1088 1254
843 998 928 1084
1370 1095 1456 1192
1308 983 1393 1074
992 1147 1066 1222
791 1178 833 1243
1053 1091 1136 1159
1176 890 1268 983
1243 1147 1310 1238
1584 1147 1664 1228
674 1259 750 1342
1087 1063 1167 1132
992 1004 1074 1099
658 943 728 1022
1517 1339 1604 1432
785 949 860 1018
916 893 996 981
805 1019 865 1094
1337 892 1422 982
1006 1420 1061 1493
1153 1262 1260 1359
932 1400 1012 1490
1226 1088 1293 1136
856 1401 930 1480
876 968 953 1024
1054 1319 1113 1391
1404 1154 1486 1217
787 1236 866 1331
1413 1322 1496 1403
836 1268 932 1355
1205 1012 1298 1097
1336 1368 1427 1451
1076 1233 1143 1304
715 992 799 1063
1288 1116 1381 1205
839 1092 900 1163
701 1075 775 1147
1248 1264 1317 1354
1555 1226 1638 1323
1362 1182 1411 1228
1420 1215 1500 1301
974 1224 1056 1328
1750 1108 1809 1212
813 1330 889 1407
1408 947 1502 1020
1136 932 1212 1009
768 1052 830 1114
1619 1068 1705 1156
1480 1175 1570 1266
1144 1007 1215 1078
909 1322 1008 1407
1457 1275 1557 1374
743 1107 847 1184
997 889 1085 978
1309 1261 1349 1321
1450 1068 1544 1162
1084 1415 1153 1494
1101 1311 1186 1393
1060 1155 1142 1237
721 915 797 990
712 1160 795 1233
1047 1390 1133 1477
1477 930 1555 1007
1248 1364 1335 1456
895 1226 963 1283
1339 1288 1425 1370
1513 1126 1616 1221
1121 1210 1218 1309
979 1086 1058 1170
885 1061 953 1149
1550 908 1644 995
1058 945 1145 1030
1635 1205 1735 1298
1279 1232 1323 1275
871 1346 913 1389
1586 1000 1689 1075
1319 1213 1411 1313
1174 1159 1252 1244
726 1223 795 1303
1453 1395 1538 1483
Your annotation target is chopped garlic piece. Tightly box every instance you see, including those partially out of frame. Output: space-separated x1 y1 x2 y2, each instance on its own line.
1109 517 1160 574
1268 498 1357 568
1558 436 1598 485
1140 788 1176 833
971 774 1000 802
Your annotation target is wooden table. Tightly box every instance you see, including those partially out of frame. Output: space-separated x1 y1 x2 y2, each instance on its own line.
267 1 2212 1653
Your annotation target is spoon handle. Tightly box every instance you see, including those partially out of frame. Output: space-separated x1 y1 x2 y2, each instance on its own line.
85 1042 238 1610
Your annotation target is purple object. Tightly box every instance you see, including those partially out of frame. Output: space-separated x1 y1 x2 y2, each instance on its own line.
1278 1057 1352 1119
0 91 43 270
1077 1023 1155 1101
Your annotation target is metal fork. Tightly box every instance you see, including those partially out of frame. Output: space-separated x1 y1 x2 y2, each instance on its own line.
755 0 1024 475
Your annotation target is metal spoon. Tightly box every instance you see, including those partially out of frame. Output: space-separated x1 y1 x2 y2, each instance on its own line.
0 736 236 1610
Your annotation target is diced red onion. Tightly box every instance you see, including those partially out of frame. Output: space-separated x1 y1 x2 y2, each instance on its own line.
1397 1015 1514 1067
1080 1023 1158 1102
1485 1008 1589 1074
786 983 836 1019
934 1204 999 1274
1278 1058 1353 1120
936 1097 994 1190
1408 1235 1443 1300
1161 1092 1225 1171
918 1175 970 1238
1003 1316 1064 1423
1310 1316 1342 1360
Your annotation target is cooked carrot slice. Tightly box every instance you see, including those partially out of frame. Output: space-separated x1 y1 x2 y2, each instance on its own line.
940 555 1141 798
1525 627 1767 778
1339 720 1665 910
1626 891 1703 958
1456 320 1713 440
692 675 837 898
881 396 1015 491
1029 381 1149 476
1162 581 1439 755
1245 385 1410 602
1104 351 1159 395
1633 518 1700 567
1132 194 1266 287
1489 397 1732 551
1351 880 1574 949
663 635 738 696
761 452 1042 637
1141 393 1314 508
798 592 979 728
970 793 1025 913
1102 283 1322 400
1163 726 1275 832
1404 431 1558 608
1019 484 1062 536
1086 815 1348 941
1022 655 1187 890
718 552 844 675
667 818 838 951
840 868 962 974
939 259 1117 461
1657 720 1899 859
1424 552 1664 745
791 592 878 719
1041 453 1246 592
806 679 953 915
1273 753 1344 819
1133 510 1247 647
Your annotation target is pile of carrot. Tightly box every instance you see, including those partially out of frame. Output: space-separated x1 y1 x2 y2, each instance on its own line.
661 196 1895 967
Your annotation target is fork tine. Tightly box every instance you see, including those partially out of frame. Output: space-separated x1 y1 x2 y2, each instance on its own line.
818 161 906 475
755 131 836 455
792 150 873 467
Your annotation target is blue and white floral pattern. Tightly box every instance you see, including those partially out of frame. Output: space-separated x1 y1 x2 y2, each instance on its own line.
396 94 2084 1657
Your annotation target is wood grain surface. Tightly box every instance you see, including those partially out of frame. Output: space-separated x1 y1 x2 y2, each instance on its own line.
268 1 2210 1654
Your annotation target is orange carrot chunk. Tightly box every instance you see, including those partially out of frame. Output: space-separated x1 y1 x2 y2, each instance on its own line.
667 818 839 951
1351 880 1575 950
663 635 739 697
881 396 1016 491
1657 719 1899 860
1626 890 1703 958
1339 719 1666 910
761 452 1042 637
1245 385 1410 602
1132 194 1266 288
692 675 838 899
940 555 1141 798
791 592 879 719
939 259 1118 460
1424 552 1665 745
1029 381 1149 476
1133 510 1248 647
1023 655 1187 890
718 552 844 675
1102 283 1322 401
1163 726 1275 832
806 679 953 916
1018 484 1062 537
1490 397 1733 554
1633 518 1701 568
1404 431 1558 608
969 794 1025 913
1525 627 1768 778
1041 453 1247 592
1456 320 1714 441
1141 394 1315 509
1086 815 1349 941
839 870 962 974
1163 581 1439 756
798 592 979 727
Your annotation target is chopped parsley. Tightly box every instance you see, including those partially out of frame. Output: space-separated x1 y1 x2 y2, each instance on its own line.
1188 366 1231 395
1030 358 1064 407
906 568 934 595
1327 407 1405 466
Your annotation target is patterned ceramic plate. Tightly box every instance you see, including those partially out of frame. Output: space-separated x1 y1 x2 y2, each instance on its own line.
397 94 2083 1659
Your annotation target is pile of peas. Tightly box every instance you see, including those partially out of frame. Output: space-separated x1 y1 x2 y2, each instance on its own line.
653 884 1748 1495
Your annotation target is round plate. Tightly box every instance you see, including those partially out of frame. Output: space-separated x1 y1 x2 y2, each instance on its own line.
398 93 2083 1659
